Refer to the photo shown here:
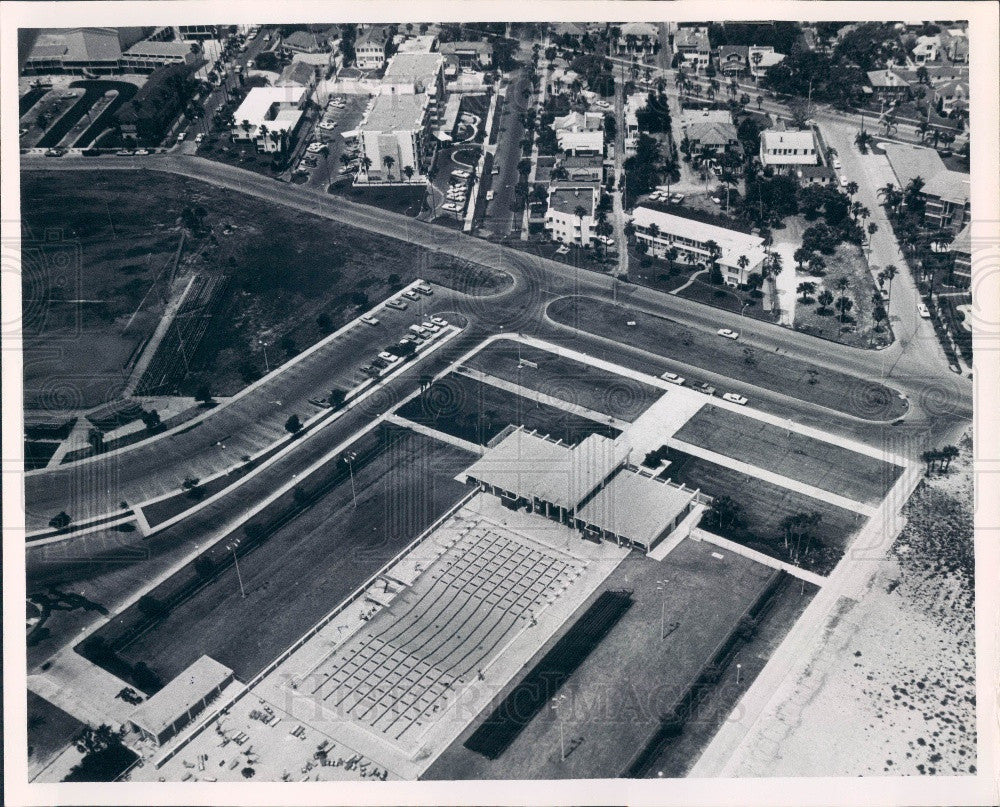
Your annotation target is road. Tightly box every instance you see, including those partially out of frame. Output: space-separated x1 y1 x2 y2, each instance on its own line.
20 154 971 537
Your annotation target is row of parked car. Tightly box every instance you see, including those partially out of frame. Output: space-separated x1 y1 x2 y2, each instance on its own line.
660 370 748 405
442 169 472 215
357 284 447 377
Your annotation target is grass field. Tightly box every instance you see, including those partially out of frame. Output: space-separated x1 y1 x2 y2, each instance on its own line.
425 540 776 779
663 448 866 575
21 172 510 404
673 405 903 505
27 691 85 774
464 342 664 423
88 426 476 682
396 373 621 446
547 296 908 421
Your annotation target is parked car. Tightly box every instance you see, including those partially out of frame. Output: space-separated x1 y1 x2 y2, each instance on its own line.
421 321 440 333
371 357 390 369
660 372 685 385
378 351 399 363
429 316 448 327
195 133 205 144
839 175 849 188
696 382 716 395
486 190 495 201
555 245 570 255
717 328 740 340
247 59 255 69
669 193 685 204
722 393 748 405
360 364 379 377
451 169 471 179
442 202 461 212
918 302 931 318
45 148 66 157
361 315 380 326
319 121 336 131
176 131 187 141
116 149 134 156
402 290 420 301
832 158 842 170
386 299 407 310
134 149 150 156
415 284 432 295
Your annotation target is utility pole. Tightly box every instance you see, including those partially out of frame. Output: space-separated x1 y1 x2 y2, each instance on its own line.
226 539 246 598
345 451 358 507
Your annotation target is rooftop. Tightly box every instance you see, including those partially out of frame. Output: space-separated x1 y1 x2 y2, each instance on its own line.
922 170 970 205
951 222 971 254
232 86 307 130
548 182 599 217
397 35 438 54
382 52 445 88
632 206 766 267
282 30 327 52
362 92 429 131
620 22 659 39
867 69 911 88
718 44 750 60
463 428 626 511
686 120 738 146
675 26 710 51
129 656 233 737
30 27 123 63
576 467 696 547
357 25 389 46
439 40 493 55
123 40 192 58
882 141 947 190
277 61 316 87
760 129 815 150
553 110 604 132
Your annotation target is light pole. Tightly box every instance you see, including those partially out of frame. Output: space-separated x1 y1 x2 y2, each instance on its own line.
259 339 270 373
226 539 246 598
551 694 567 760
656 580 667 639
345 451 357 507
736 663 743 685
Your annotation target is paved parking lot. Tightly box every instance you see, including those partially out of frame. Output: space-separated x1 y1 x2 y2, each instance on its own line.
303 94 368 190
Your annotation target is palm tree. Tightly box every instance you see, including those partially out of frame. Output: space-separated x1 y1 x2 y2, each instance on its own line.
817 288 834 313
940 444 960 471
797 281 816 302
835 294 854 325
402 165 415 181
382 154 395 178
845 180 859 198
881 264 898 305
808 253 826 276
750 51 763 82
361 155 373 174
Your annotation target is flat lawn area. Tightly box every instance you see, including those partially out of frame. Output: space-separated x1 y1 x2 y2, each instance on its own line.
676 278 778 323
662 449 866 575
425 540 777 779
22 171 507 402
464 341 664 422
547 296 907 421
27 691 85 772
642 573 819 777
673 405 903 504
396 373 621 446
94 426 476 682
793 240 891 349
328 182 427 217
20 172 184 408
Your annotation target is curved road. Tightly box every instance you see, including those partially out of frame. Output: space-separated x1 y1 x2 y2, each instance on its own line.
20 155 972 534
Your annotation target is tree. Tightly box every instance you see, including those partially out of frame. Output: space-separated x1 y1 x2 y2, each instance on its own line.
328 388 346 409
835 294 854 324
940 444 960 471
316 312 333 333
845 180 858 198
817 288 834 313
793 246 811 270
382 154 395 178
807 253 826 276
49 511 71 530
195 383 213 405
141 409 161 431
707 495 742 531
880 264 899 305
402 164 415 181
797 281 817 302
285 414 302 434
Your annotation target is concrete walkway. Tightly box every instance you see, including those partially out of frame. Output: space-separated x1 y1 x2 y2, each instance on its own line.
669 268 709 295
28 653 136 729
692 527 827 587
123 273 195 398
665 437 877 516
383 413 484 456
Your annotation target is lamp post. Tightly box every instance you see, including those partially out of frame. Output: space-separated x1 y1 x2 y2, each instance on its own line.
656 580 667 639
551 694 567 760
259 339 270 373
226 539 246 598
736 662 742 685
345 451 357 507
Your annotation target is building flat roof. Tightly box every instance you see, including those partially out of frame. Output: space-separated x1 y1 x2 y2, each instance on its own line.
129 655 233 738
760 129 815 151
232 86 307 130
124 40 192 58
382 52 444 85
548 183 599 217
576 467 695 546
440 40 493 55
682 109 733 127
881 142 946 190
620 22 659 39
464 428 626 511
362 92 429 131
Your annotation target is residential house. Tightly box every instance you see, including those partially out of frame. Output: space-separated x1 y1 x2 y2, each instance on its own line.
867 69 911 100
682 109 738 155
796 165 838 186
623 91 646 155
748 45 785 80
556 129 604 156
548 67 581 96
616 22 659 55
911 34 940 65
276 60 318 92
357 92 436 183
439 40 493 69
759 129 818 172
631 206 768 286
935 79 969 115
556 154 605 183
291 51 337 81
545 182 601 247
553 109 604 133
281 29 329 55
674 26 711 72
230 85 308 153
355 25 390 70
396 34 438 54
939 27 969 63
717 45 749 76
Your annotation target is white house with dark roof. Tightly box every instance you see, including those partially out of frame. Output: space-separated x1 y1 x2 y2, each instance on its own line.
759 129 818 171
674 26 711 71
355 25 390 70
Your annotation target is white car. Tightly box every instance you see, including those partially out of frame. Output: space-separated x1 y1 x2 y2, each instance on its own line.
361 315 380 326
722 393 749 406
176 131 187 141
832 158 842 170
555 245 570 255
421 321 440 333
306 142 324 153
386 299 407 311
403 291 420 301
415 284 432 295
451 169 471 179
839 175 849 188
429 316 447 327
378 351 399 363
717 328 739 340
597 235 614 246
319 121 336 131
661 372 685 385
194 133 205 144
442 202 461 212
246 59 255 69
918 302 931 318
486 190 495 201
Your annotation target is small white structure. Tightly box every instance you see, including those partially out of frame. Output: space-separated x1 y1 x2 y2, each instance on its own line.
230 86 307 153
759 129 818 171
358 93 434 183
631 206 768 286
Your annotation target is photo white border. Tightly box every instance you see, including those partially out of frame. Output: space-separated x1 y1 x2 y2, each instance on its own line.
2 2 997 805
